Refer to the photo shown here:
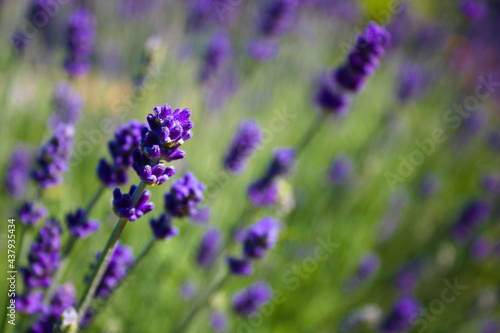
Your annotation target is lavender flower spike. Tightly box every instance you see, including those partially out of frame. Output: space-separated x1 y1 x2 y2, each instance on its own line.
49 82 84 128
224 120 263 174
66 209 100 238
197 228 221 268
452 199 492 243
199 32 232 83
243 217 280 259
19 201 47 226
64 7 96 77
380 296 420 333
150 213 179 240
113 185 154 221
164 171 206 218
4 145 32 199
132 149 176 186
232 282 272 317
16 291 44 315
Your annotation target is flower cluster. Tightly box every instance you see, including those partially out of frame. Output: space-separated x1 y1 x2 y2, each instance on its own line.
49 82 84 129
227 217 280 275
4 145 32 199
112 185 154 222
196 228 221 268
97 119 144 187
66 209 100 238
64 7 96 77
224 119 263 175
199 33 232 83
164 171 205 218
380 296 420 332
132 149 176 186
19 201 47 226
452 199 492 243
232 282 272 317
32 125 74 189
150 213 179 240
248 147 296 206
315 22 391 114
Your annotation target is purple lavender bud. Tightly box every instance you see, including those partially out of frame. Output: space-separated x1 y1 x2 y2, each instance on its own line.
246 39 280 62
418 173 441 197
64 7 96 77
314 71 351 114
452 200 492 243
394 261 421 292
191 206 211 225
227 257 254 276
224 120 263 174
481 320 500 333
460 0 487 21
347 253 379 289
11 30 29 52
258 0 298 37
132 149 176 186
380 296 420 333
248 180 279 207
210 311 227 332
141 104 193 162
199 32 232 83
21 218 62 289
184 0 213 33
232 282 272 317
16 290 44 315
32 125 74 189
197 228 221 268
150 213 179 240
470 236 493 261
180 281 197 301
396 62 428 103
264 147 296 181
91 242 134 299
4 145 32 199
112 185 154 222
243 217 280 259
66 209 100 238
46 283 77 319
164 171 205 218
19 201 47 226
482 174 500 194
49 82 83 128
329 154 353 184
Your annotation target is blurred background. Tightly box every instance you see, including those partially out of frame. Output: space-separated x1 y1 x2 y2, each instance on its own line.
1 0 500 332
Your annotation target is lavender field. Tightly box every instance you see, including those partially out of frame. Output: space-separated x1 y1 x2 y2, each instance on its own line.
1 0 500 332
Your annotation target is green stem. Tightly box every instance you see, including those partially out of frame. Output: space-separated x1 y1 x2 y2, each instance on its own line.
76 182 146 329
295 113 326 159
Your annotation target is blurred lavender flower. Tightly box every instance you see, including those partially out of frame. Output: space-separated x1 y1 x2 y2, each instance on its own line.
64 7 96 77
30 283 76 333
396 62 428 103
97 119 144 187
380 296 420 333
150 213 179 240
232 282 272 317
16 290 44 315
32 125 74 189
49 82 83 129
314 72 351 114
180 281 197 301
116 0 155 20
19 201 47 226
329 154 353 185
21 218 62 289
482 174 500 194
191 206 211 225
210 311 227 332
461 0 487 21
197 228 222 268
452 199 492 243
470 236 493 261
224 120 263 174
345 252 380 291
418 173 441 197
4 145 32 199
66 209 100 238
394 260 421 292
164 171 205 218
227 257 253 275
199 33 232 83
11 30 29 52
113 185 154 221
481 320 500 333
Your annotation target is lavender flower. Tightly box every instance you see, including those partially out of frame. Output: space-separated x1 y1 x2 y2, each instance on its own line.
4 145 32 199
32 125 74 189
224 120 263 174
16 290 44 315
97 119 144 187
470 236 493 261
19 201 47 226
329 154 353 184
49 82 83 129
460 0 487 21
346 252 380 290
191 206 211 225
481 320 500 333
210 311 227 332
132 149 176 186
116 0 155 20
232 282 272 317
314 72 351 114
227 257 253 276
180 281 197 301
112 185 154 221
248 180 279 207
11 30 29 52
150 213 179 240
258 0 298 38
21 218 62 289
380 296 420 333
452 200 492 243
197 228 221 268
482 174 500 194
164 171 205 218
394 260 421 292
64 7 96 77
396 62 428 103
199 32 232 83
66 209 100 238
246 39 280 62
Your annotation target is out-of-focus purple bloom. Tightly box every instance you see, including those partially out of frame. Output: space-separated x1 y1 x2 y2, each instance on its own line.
470 236 493 260
150 213 179 240
329 154 353 184
49 82 83 129
197 228 221 268
66 209 100 238
452 200 492 243
97 119 144 187
32 125 74 189
4 145 32 199
263 147 296 182
258 0 298 37
16 290 44 315
21 219 62 289
396 63 428 103
227 257 254 276
418 173 441 197
356 253 380 281
19 201 47 226
112 185 154 222
481 320 500 333
30 283 77 332
232 282 272 317
482 174 500 194
64 7 96 77
140 104 193 162
314 72 351 114
180 281 197 301
248 180 279 207
243 217 280 259
191 206 211 225
164 171 205 218
488 130 500 152
246 39 280 62
199 33 232 83
394 260 421 292
380 296 420 333
11 30 29 52
460 0 487 21
224 120 263 174
116 0 155 20
210 311 227 332
132 149 176 186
